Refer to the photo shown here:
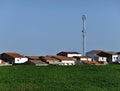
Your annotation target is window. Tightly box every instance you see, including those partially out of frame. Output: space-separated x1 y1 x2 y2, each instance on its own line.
114 57 116 60
67 63 69 65
117 57 118 60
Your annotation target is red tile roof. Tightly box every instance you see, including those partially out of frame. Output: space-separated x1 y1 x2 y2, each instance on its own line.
26 56 41 60
54 56 74 60
29 60 47 64
40 56 74 61
3 52 24 58
42 56 58 61
93 50 104 52
82 61 103 65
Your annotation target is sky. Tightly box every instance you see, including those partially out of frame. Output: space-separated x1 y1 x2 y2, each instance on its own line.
0 0 120 56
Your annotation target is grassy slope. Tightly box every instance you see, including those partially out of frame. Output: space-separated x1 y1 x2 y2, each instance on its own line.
0 65 120 91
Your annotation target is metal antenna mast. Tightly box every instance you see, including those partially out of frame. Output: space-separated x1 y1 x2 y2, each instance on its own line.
82 15 86 56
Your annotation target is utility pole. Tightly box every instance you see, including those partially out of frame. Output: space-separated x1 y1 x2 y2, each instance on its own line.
82 15 86 56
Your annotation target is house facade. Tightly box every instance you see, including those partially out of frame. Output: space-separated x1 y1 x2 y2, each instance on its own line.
40 56 62 65
73 56 92 64
94 56 107 62
98 52 120 63
57 51 81 57
54 56 76 65
26 56 48 66
1 52 28 64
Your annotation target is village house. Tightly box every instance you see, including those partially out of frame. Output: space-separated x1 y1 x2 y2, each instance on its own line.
40 56 62 65
57 51 81 57
1 52 28 64
93 55 108 65
86 50 108 64
73 56 92 64
98 51 120 63
26 56 48 66
93 55 107 62
116 52 120 63
40 55 76 65
53 56 76 65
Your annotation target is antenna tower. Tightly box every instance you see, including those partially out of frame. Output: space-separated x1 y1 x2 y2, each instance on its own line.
82 15 86 56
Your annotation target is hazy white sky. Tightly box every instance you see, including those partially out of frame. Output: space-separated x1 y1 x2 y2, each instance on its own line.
0 0 120 55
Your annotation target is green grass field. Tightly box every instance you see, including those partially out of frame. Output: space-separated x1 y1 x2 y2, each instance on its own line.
0 65 120 91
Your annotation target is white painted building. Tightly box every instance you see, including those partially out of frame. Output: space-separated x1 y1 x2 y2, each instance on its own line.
15 58 28 64
1 52 28 64
61 60 75 65
112 54 120 62
93 55 107 62
54 56 76 65
57 51 81 57
0 59 2 64
40 56 62 65
98 51 120 63
74 56 92 61
73 56 92 64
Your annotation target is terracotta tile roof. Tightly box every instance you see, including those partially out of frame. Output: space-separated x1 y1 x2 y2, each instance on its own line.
3 52 24 58
42 56 58 61
26 56 41 60
40 56 74 61
29 60 47 64
93 50 104 52
54 56 74 60
82 61 103 65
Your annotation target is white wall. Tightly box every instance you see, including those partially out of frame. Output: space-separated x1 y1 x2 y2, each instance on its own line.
99 57 107 62
81 58 87 61
61 60 75 65
15 58 28 64
81 58 92 61
67 54 81 57
88 58 92 61
112 55 119 62
0 60 2 64
48 60 62 65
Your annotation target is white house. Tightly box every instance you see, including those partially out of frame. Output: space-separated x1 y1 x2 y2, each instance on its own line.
54 56 76 65
98 51 120 63
94 56 107 62
93 55 108 65
1 52 28 64
40 56 62 65
57 51 81 57
15 58 28 64
26 56 49 66
73 56 92 64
